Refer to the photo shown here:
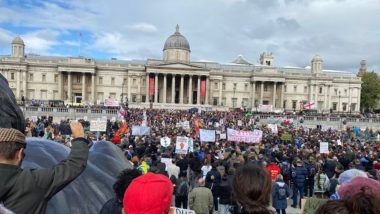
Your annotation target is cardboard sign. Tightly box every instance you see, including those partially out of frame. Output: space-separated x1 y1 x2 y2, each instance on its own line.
160 137 171 147
199 129 216 142
169 207 195 214
90 120 107 132
227 128 262 144
268 124 278 134
176 136 189 154
281 133 292 141
320 142 329 154
132 126 151 136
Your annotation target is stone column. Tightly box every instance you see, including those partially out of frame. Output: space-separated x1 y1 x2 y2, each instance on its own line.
154 73 158 103
172 75 176 103
251 81 256 108
91 73 95 102
205 76 209 105
163 74 167 103
280 83 284 109
357 87 361 112
219 79 223 106
348 87 352 112
272 82 277 108
324 85 328 110
128 75 131 103
188 75 193 104
137 76 141 103
146 73 150 103
314 84 318 102
180 74 184 104
197 76 201 105
58 73 63 100
22 71 27 99
68 72 72 102
82 73 86 101
309 82 312 101
260 81 264 105
328 85 332 110
16 70 20 99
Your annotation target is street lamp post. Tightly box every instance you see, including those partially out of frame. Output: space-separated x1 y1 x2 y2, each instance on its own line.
233 84 236 108
338 91 341 114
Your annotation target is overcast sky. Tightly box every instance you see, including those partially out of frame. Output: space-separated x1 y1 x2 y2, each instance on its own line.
0 0 379 73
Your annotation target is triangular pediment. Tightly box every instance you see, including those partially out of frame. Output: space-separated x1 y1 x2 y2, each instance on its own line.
148 62 206 70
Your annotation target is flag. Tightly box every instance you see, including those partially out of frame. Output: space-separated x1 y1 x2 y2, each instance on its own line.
304 102 315 110
194 116 200 132
119 106 125 118
114 121 129 138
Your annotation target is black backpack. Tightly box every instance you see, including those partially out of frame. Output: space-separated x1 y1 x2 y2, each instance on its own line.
277 185 287 200
308 164 317 178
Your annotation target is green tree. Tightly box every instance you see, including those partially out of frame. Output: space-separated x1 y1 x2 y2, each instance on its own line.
360 71 380 112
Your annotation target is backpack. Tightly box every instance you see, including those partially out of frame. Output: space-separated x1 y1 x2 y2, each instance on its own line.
177 181 188 197
277 185 287 200
280 162 291 177
308 164 317 178
325 178 339 197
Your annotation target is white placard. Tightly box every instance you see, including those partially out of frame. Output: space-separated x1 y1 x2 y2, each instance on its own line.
132 126 151 136
31 116 38 122
90 120 107 132
268 124 278 134
215 122 220 127
176 136 189 154
227 128 263 144
160 136 171 147
220 133 226 139
101 116 107 122
111 116 116 122
237 120 242 126
320 142 329 154
258 104 273 112
83 116 88 121
200 129 216 142
188 138 194 152
161 158 173 168
169 207 195 214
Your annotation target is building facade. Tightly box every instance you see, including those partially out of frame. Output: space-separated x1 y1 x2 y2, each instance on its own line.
0 25 362 112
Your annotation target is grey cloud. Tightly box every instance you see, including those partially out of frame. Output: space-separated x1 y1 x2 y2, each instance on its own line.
276 17 301 31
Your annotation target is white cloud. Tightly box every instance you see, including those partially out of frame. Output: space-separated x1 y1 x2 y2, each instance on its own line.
22 29 59 54
127 23 158 33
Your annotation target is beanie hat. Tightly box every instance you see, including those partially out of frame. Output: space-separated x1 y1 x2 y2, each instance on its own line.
0 128 26 144
123 172 173 214
338 169 367 185
338 177 380 199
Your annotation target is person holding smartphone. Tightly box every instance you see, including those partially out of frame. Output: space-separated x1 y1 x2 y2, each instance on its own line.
0 122 90 214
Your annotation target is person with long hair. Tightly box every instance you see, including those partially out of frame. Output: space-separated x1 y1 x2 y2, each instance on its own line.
313 164 329 198
232 163 274 214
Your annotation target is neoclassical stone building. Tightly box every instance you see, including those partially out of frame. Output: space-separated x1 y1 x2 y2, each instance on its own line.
0 25 362 112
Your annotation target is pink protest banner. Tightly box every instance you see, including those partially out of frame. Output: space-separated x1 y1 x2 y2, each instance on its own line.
227 128 263 143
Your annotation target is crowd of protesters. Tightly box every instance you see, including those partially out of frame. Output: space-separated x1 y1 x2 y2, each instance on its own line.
19 108 380 214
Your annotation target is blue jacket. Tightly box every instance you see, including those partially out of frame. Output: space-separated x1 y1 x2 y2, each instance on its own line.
292 165 308 186
272 182 290 210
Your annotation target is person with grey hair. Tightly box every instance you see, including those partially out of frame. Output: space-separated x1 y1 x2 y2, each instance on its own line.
189 176 214 214
272 174 290 214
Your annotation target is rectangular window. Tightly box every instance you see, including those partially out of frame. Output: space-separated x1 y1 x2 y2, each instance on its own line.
264 85 268 92
214 82 218 89
111 77 115 85
342 103 347 111
123 78 127 85
142 95 146 103
334 89 338 95
333 103 337 111
132 95 136 102
293 86 297 93
40 90 47 99
222 83 226 90
54 74 58 83
76 75 81 83
142 79 146 86
344 89 347 96
222 97 226 106
233 83 237 90
11 72 15 80
304 86 308 93
319 87 323 94
242 98 249 107
29 73 33 81
109 93 116 98
99 77 103 84
283 100 287 109
292 100 297 109
232 98 237 108
97 92 104 101
213 97 218 106
133 78 136 86
284 85 287 92
42 74 46 82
